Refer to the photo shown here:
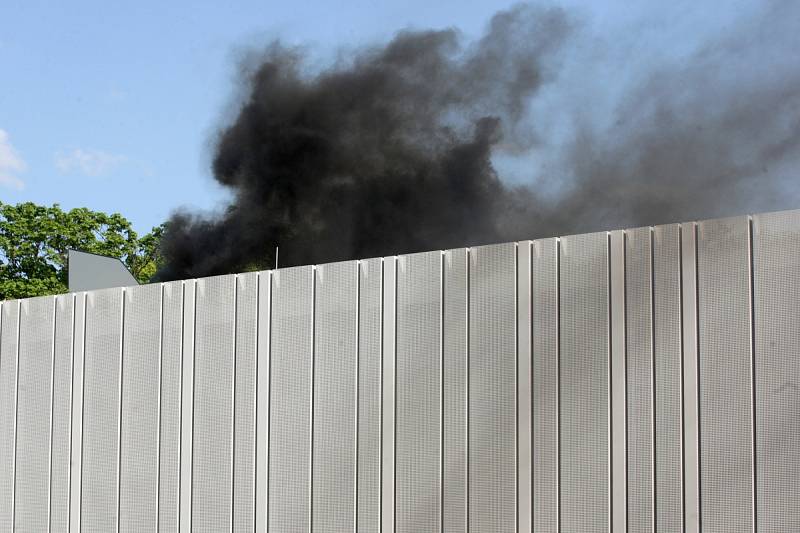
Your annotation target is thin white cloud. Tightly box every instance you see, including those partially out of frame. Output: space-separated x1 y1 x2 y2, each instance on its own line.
0 129 26 190
55 148 128 177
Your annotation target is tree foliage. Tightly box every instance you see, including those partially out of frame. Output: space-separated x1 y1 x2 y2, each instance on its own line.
0 201 164 300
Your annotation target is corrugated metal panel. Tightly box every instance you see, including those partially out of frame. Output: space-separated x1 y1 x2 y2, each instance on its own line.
312 261 358 532
159 281 183 532
269 266 313 533
14 296 54 532
697 216 754 531
81 287 123 532
179 280 196 533
652 223 683 532
119 283 161 532
609 230 627 531
234 272 258 532
192 274 236 532
443 248 467 533
0 300 19 531
396 251 442 533
532 238 559 532
516 242 532 532
381 257 397 533
357 258 381 533
51 294 74 532
559 232 609 533
625 227 654 531
753 210 800 532
468 243 516 533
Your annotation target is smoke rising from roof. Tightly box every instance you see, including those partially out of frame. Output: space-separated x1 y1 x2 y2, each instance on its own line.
157 1 800 280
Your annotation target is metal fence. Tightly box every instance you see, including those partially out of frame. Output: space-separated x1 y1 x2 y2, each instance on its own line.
1 209 798 532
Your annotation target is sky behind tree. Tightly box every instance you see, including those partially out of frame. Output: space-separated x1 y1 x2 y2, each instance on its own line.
0 0 777 233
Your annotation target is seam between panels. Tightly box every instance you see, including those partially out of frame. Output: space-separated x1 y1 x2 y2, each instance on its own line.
155 284 165 532
463 250 469 533
678 228 684 533
116 289 126 533
514 243 519 533
231 277 239 533
177 282 186 533
556 238 562 533
310 267 317 533
748 217 757 533
354 262 361 533
649 228 657 533
11 300 22 530
694 223 701 532
439 252 445 533
607 232 613 533
47 296 58 531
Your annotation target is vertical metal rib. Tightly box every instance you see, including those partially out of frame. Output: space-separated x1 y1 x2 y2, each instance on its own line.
517 242 532 532
681 223 700 532
610 230 627 532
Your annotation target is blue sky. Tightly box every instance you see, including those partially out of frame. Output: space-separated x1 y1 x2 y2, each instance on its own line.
0 0 760 234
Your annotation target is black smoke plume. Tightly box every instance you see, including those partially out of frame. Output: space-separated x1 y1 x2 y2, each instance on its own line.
157 1 800 280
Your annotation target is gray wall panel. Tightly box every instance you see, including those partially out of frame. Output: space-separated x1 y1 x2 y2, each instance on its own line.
234 273 258 533
625 227 654 531
559 232 609 533
14 296 54 532
192 275 236 532
51 294 74 532
532 238 559 532
119 284 161 532
0 300 19 531
697 216 754 532
81 288 123 533
753 210 800 532
159 281 183 532
469 243 516 533
652 224 683 532
312 262 358 532
396 251 442 533
357 258 381 533
443 248 467 533
269 266 313 533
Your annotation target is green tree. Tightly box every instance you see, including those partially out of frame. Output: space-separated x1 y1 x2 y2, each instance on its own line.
0 201 164 300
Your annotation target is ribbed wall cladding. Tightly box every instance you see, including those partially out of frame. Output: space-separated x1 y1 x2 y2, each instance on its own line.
1 208 799 531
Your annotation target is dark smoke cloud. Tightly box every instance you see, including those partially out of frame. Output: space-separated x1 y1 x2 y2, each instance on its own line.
157 1 800 280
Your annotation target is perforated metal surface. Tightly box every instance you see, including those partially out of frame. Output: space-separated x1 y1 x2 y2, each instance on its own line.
269 266 313 533
531 238 559 532
13 297 54 532
51 294 74 531
0 300 19 531
312 262 358 532
81 288 123 533
753 210 800 531
119 284 161 532
15 298 54 530
3 208 800 532
652 223 684 532
233 273 258 532
625 227 654 531
396 251 442 533
469 243 516 533
559 232 609 533
357 258 382 533
697 216 754 532
443 248 467 533
192 275 235 532
159 281 182 532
